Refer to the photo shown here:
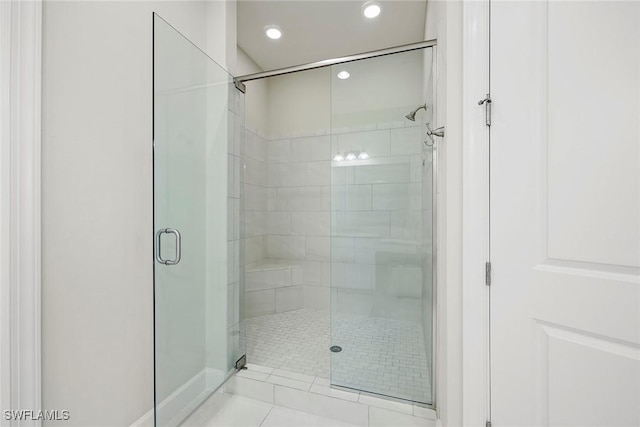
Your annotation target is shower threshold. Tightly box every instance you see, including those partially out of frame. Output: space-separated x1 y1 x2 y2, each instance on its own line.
180 363 437 426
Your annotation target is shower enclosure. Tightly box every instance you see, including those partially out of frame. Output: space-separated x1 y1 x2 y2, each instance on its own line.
154 13 437 425
237 45 436 407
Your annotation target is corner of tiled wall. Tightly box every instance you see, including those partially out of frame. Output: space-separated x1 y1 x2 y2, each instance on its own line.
227 85 245 366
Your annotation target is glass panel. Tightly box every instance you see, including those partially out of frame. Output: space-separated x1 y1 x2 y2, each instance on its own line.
329 48 435 405
153 14 244 426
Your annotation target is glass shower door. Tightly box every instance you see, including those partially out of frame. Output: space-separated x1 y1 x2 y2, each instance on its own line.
153 14 244 426
329 48 435 405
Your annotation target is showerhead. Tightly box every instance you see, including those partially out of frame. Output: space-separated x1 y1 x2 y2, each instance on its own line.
405 103 427 121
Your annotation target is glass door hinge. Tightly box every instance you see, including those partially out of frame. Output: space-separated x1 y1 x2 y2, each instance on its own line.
235 354 247 370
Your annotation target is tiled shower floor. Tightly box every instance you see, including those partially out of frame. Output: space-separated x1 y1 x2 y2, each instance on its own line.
245 309 432 404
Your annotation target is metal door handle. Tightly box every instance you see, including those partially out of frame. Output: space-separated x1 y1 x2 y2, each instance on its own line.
155 228 182 265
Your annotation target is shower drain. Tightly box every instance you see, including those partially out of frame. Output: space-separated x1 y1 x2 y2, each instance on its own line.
329 345 342 353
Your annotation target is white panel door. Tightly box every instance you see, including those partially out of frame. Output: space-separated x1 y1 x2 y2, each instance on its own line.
491 1 640 425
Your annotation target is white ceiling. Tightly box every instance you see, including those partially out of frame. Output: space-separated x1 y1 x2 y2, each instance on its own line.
237 0 428 71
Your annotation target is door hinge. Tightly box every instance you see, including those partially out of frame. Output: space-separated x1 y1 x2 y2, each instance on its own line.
485 262 492 286
478 94 492 127
486 421 492 427
235 354 247 370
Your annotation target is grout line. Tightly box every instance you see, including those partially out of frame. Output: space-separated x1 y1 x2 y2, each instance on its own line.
257 404 275 427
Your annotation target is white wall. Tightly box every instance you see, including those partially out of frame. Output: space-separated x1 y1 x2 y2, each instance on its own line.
266 68 331 137
237 47 268 134
41 1 233 425
263 54 425 138
424 0 464 425
331 53 426 128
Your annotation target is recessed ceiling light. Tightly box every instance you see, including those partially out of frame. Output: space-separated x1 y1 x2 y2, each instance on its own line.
362 1 381 19
337 71 350 80
264 25 282 40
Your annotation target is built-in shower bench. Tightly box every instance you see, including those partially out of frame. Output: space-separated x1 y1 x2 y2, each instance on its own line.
245 262 301 317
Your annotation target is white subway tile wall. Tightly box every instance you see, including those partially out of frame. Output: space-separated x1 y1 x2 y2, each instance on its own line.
246 265 292 292
246 289 276 317
244 122 424 317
